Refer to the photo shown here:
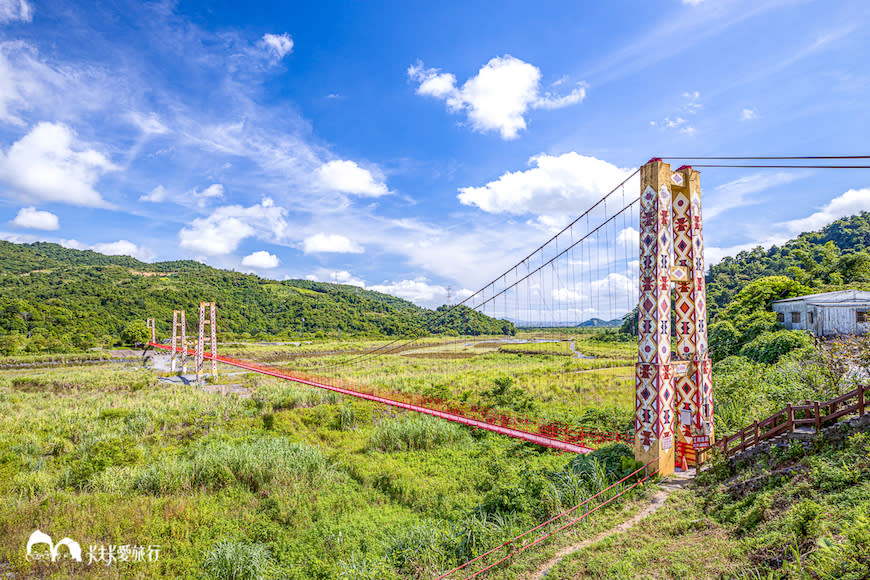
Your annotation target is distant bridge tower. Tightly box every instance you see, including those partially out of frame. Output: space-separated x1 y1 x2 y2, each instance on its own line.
635 159 714 476
170 309 187 374
195 302 217 382
146 318 156 344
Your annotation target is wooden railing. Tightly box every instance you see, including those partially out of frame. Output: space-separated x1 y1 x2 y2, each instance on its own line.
697 383 867 464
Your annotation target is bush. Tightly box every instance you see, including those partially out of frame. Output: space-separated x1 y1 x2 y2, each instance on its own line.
740 330 813 364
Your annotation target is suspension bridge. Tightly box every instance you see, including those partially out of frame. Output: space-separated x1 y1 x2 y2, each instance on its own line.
145 155 870 577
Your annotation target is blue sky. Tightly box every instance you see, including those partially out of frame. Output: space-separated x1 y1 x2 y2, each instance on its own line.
0 0 868 307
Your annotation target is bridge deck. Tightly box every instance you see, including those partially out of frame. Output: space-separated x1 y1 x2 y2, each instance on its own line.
149 342 594 454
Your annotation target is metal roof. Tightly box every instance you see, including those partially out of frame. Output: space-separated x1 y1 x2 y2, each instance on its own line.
772 289 870 305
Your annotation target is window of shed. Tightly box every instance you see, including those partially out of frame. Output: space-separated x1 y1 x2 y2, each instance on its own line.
776 312 785 323
858 311 867 323
791 312 801 324
808 312 814 324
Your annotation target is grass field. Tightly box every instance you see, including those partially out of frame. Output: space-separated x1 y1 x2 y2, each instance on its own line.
6 329 853 579
0 332 649 579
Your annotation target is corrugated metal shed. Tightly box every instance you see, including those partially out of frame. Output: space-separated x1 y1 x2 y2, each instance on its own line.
772 290 870 336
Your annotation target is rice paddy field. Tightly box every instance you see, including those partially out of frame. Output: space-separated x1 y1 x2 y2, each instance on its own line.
0 330 650 579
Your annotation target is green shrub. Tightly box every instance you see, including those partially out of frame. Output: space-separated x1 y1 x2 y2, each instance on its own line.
740 330 813 364
202 541 275 580
63 436 143 489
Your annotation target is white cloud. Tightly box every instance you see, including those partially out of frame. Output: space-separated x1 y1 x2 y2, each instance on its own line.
303 233 364 254
0 122 116 207
92 240 155 262
241 250 280 269
178 198 288 256
0 230 35 243
61 238 155 262
192 183 224 203
616 227 639 247
681 91 702 114
11 206 58 230
140 185 168 203
780 188 870 233
259 33 294 59
369 278 449 304
740 107 759 120
705 172 801 220
409 55 585 140
317 160 389 197
127 111 170 135
457 152 633 219
0 0 32 23
682 0 704 6
306 268 366 288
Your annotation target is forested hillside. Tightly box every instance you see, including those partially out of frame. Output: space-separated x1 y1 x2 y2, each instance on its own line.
0 241 514 353
706 211 870 318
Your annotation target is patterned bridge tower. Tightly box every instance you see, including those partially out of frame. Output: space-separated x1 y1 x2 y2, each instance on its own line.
635 160 675 476
670 166 715 465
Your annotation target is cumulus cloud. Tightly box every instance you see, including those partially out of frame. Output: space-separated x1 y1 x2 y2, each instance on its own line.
369 278 449 304
303 233 364 254
408 55 585 140
259 33 294 59
11 206 58 230
457 153 633 220
0 0 32 23
0 122 116 207
616 227 639 247
140 185 168 203
178 198 288 256
61 238 155 262
740 107 759 121
317 160 389 197
780 188 870 233
306 268 365 288
241 250 279 269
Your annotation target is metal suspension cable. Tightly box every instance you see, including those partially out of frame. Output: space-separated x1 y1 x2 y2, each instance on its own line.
454 167 641 310
660 155 870 160
685 164 870 169
305 168 643 372
465 196 641 313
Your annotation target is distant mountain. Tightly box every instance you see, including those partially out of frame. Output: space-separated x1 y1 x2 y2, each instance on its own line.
576 318 622 328
0 241 514 353
502 317 623 328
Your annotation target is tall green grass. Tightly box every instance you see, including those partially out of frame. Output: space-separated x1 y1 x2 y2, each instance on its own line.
369 414 468 452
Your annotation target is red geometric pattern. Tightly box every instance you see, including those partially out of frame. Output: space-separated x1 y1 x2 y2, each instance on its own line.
636 164 714 470
635 183 672 452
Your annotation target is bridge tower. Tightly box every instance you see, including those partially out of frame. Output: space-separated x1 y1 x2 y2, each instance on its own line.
146 318 156 344
195 301 217 382
170 309 187 374
635 159 714 475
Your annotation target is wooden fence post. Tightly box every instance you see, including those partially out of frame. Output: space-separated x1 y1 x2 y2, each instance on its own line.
754 420 759 444
787 404 794 432
859 384 865 416
814 401 821 431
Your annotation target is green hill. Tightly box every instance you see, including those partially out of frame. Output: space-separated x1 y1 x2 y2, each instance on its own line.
706 211 870 319
0 241 514 353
